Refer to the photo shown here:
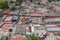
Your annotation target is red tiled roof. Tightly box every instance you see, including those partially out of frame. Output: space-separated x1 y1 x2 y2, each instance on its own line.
1 27 10 31
48 6 54 8
10 36 23 40
5 20 13 24
21 18 26 22
46 24 58 28
5 14 13 16
42 11 49 16
32 20 38 24
34 6 37 8
57 11 60 16
45 16 60 18
31 12 41 16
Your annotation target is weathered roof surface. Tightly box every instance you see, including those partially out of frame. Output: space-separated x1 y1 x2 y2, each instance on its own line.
44 18 60 23
10 35 23 40
1 27 10 31
57 11 60 16
42 11 49 16
47 27 60 31
46 24 58 27
31 12 41 16
5 20 13 24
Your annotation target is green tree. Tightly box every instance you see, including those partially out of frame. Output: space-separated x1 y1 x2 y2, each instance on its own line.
2 11 8 15
0 37 6 40
11 6 15 11
10 1 14 3
30 0 32 2
26 34 39 40
57 32 60 36
16 0 24 3
38 2 40 5
0 0 9 9
48 0 55 2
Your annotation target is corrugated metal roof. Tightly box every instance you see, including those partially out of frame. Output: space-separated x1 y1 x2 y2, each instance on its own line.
47 27 60 31
1 27 10 31
10 36 23 40
30 12 42 16
46 24 57 27
44 18 60 23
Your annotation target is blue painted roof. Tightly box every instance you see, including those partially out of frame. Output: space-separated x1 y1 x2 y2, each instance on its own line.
12 17 18 20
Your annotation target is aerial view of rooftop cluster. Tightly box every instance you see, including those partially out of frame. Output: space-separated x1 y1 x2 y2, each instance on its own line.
0 0 60 40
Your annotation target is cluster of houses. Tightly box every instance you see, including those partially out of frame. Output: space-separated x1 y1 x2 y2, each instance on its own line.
0 0 60 40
